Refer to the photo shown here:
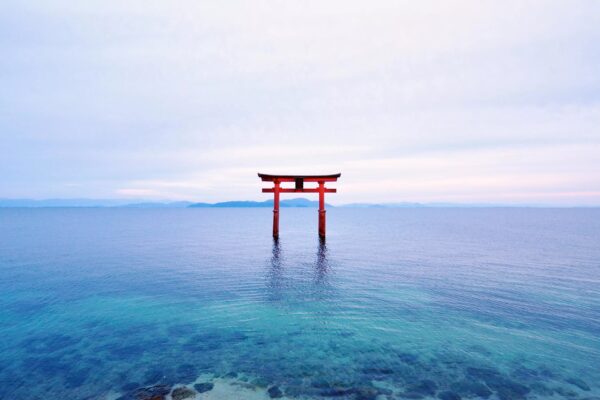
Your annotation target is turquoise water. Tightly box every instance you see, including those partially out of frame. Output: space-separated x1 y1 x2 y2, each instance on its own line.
1 208 599 400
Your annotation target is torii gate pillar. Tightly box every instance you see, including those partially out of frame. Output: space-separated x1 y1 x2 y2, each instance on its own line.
273 180 280 237
258 173 341 238
318 181 326 238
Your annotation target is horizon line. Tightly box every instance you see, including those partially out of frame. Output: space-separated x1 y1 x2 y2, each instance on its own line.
0 197 599 208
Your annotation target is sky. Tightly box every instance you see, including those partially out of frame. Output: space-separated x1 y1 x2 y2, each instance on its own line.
1 1 600 205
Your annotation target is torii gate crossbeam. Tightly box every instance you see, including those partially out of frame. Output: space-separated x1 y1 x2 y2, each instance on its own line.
258 173 341 238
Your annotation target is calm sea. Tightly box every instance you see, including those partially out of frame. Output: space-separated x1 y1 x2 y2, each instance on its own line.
1 208 599 400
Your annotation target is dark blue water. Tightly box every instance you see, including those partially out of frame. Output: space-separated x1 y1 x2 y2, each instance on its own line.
1 208 599 400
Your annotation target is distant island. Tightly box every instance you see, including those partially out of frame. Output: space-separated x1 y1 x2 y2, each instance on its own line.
189 198 326 208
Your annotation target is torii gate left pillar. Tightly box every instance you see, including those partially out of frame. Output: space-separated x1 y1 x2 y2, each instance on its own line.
258 173 341 238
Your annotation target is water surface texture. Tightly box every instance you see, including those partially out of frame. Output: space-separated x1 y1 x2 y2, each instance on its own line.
1 208 599 400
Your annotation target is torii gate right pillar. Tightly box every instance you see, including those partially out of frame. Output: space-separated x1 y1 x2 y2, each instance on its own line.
273 180 280 238
318 181 326 238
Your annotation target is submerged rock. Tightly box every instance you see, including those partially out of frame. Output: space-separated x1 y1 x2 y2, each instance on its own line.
486 377 530 400
171 387 196 400
399 392 425 399
464 367 529 400
466 367 501 381
117 384 171 400
174 364 197 384
555 386 579 398
64 367 90 388
193 382 214 393
121 382 140 391
567 378 591 391
438 390 461 400
226 331 249 342
538 366 558 379
397 352 419 365
268 385 283 398
319 386 354 396
166 323 196 336
406 379 438 396
21 334 80 354
22 355 70 376
142 368 167 385
139 384 171 399
450 380 492 398
467 345 492 356
107 344 146 360
511 366 538 381
530 383 554 396
311 378 330 389
182 333 223 352
362 366 394 375
354 386 380 400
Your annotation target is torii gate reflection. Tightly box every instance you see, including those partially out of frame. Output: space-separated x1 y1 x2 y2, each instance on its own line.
267 239 331 302
258 173 341 238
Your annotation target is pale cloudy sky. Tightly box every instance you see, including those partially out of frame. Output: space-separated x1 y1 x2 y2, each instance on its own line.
1 1 599 205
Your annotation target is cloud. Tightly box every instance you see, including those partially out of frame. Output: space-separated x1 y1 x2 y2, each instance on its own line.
1 1 599 204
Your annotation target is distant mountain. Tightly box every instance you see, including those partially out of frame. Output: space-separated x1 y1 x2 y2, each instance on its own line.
356 202 517 208
0 199 192 208
190 200 271 208
123 201 193 208
189 198 328 208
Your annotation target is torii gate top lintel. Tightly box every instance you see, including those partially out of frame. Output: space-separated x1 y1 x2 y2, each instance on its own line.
258 173 341 182
258 173 341 238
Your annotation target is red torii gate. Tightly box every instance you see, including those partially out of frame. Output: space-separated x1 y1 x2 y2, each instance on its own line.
258 173 341 238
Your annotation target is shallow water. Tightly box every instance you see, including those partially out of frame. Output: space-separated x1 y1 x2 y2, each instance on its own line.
1 208 599 400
